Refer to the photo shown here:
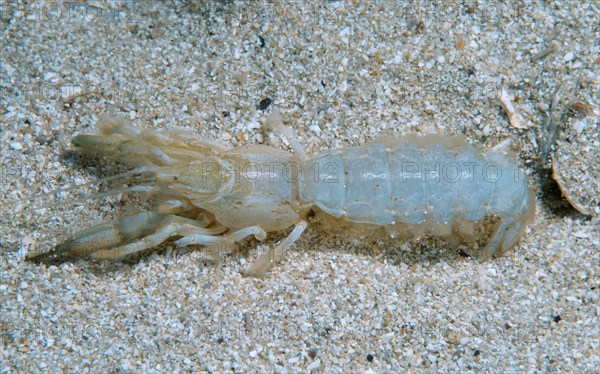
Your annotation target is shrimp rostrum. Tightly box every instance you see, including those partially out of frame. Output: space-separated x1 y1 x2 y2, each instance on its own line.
27 114 535 275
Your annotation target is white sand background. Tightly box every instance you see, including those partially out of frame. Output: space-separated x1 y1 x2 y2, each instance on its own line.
1 1 598 372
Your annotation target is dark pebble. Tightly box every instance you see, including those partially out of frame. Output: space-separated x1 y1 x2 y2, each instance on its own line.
258 98 272 110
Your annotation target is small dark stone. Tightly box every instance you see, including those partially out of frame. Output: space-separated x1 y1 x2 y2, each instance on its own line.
474 349 480 357
222 111 230 117
553 315 561 323
367 354 374 362
308 349 317 360
258 98 272 110
258 35 266 48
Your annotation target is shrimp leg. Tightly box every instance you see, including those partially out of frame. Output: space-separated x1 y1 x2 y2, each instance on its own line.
265 109 307 160
172 226 268 262
27 212 226 264
90 221 268 261
244 220 308 276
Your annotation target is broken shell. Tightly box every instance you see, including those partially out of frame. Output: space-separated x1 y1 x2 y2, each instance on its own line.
497 88 533 129
551 117 599 216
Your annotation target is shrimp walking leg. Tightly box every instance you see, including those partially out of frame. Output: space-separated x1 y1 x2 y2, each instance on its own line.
91 219 268 261
265 109 307 160
175 226 267 247
173 226 268 261
244 220 308 276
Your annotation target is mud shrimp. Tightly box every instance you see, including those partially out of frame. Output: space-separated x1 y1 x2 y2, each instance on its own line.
27 113 535 275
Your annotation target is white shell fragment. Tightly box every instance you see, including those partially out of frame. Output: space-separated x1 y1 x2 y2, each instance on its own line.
497 88 533 129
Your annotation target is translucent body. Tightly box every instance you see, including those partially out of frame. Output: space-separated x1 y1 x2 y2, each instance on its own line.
299 139 534 258
28 116 535 274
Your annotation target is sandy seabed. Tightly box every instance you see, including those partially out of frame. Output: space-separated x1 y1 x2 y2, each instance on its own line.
1 1 598 372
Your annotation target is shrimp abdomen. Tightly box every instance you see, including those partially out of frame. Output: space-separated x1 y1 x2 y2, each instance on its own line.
298 135 533 257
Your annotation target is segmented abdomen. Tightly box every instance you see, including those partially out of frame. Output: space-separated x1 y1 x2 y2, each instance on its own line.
298 138 530 226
